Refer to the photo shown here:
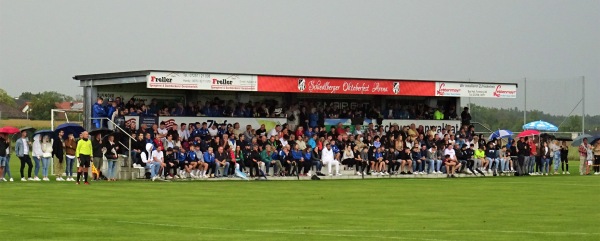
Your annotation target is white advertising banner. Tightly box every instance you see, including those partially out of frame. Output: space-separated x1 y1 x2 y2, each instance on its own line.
380 119 461 134
147 71 258 91
158 116 286 132
435 82 517 98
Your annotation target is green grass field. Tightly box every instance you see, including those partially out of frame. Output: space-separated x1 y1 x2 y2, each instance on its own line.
1 153 599 241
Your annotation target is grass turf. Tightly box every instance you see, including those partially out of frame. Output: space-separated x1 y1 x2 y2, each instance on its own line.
1 161 599 241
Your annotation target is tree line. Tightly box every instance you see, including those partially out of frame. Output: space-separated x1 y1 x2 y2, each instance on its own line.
0 88 76 120
470 104 599 133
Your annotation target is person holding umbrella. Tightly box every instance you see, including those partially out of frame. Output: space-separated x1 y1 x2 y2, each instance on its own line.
15 130 33 181
578 138 589 175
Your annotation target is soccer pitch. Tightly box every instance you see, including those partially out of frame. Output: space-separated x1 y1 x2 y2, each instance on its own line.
1 164 598 241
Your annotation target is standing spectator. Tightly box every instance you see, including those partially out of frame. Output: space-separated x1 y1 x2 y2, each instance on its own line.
309 108 318 128
40 135 53 181
592 141 600 175
1 134 12 181
15 131 33 181
460 107 471 126
64 133 77 181
540 141 550 176
578 138 589 175
550 140 561 175
104 135 119 181
31 135 43 181
92 133 105 180
53 130 65 181
0 134 8 181
92 97 108 129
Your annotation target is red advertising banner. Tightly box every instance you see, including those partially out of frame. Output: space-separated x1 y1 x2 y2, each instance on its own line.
257 76 435 96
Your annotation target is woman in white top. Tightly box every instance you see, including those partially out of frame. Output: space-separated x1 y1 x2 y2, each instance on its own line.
31 135 43 181
41 135 53 181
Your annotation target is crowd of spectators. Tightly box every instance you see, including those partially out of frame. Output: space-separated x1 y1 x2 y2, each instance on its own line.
91 97 467 127
94 107 522 180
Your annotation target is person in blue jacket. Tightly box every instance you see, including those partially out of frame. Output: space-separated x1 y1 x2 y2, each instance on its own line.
92 97 107 129
291 144 304 175
203 147 216 178
309 108 319 128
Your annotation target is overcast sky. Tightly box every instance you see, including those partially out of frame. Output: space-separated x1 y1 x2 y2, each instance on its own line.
1 0 598 116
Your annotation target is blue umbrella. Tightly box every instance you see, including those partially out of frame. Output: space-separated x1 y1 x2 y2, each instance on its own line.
571 134 593 147
489 129 513 140
34 129 56 138
55 123 85 138
589 135 600 146
522 120 558 132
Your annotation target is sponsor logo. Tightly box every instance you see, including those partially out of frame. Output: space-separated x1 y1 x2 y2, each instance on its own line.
298 79 306 91
164 119 177 129
493 85 517 97
393 82 400 94
150 76 172 83
125 118 137 127
212 79 233 85
436 83 461 96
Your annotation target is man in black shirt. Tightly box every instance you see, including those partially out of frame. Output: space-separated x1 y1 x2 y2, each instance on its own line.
516 137 530 176
164 147 178 179
214 146 230 177
91 133 105 180
0 134 8 180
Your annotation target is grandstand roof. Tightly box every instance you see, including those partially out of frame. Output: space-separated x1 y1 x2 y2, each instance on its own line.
72 70 518 86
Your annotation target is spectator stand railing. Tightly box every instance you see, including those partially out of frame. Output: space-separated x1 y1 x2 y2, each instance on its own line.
90 117 135 180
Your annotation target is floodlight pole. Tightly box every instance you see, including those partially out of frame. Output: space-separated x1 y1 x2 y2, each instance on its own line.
523 77 527 125
582 76 585 134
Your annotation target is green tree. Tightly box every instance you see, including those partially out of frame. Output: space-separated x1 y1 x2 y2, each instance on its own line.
18 91 36 101
30 91 72 120
0 88 17 107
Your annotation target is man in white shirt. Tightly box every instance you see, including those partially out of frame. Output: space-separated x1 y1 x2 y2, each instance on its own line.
208 124 219 137
444 144 456 162
268 125 281 139
157 122 168 139
150 145 165 181
178 123 190 141
322 143 341 176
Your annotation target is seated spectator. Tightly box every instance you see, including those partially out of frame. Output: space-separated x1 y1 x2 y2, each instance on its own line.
322 143 341 176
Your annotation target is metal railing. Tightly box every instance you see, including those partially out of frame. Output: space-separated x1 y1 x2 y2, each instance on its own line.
90 117 136 180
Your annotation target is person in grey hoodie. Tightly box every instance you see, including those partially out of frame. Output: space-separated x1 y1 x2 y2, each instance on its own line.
31 134 43 181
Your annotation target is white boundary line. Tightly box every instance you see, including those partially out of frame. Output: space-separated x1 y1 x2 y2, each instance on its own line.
2 213 598 238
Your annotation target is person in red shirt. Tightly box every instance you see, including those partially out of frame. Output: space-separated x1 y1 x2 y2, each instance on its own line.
295 126 304 138
335 123 346 136
528 138 538 175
